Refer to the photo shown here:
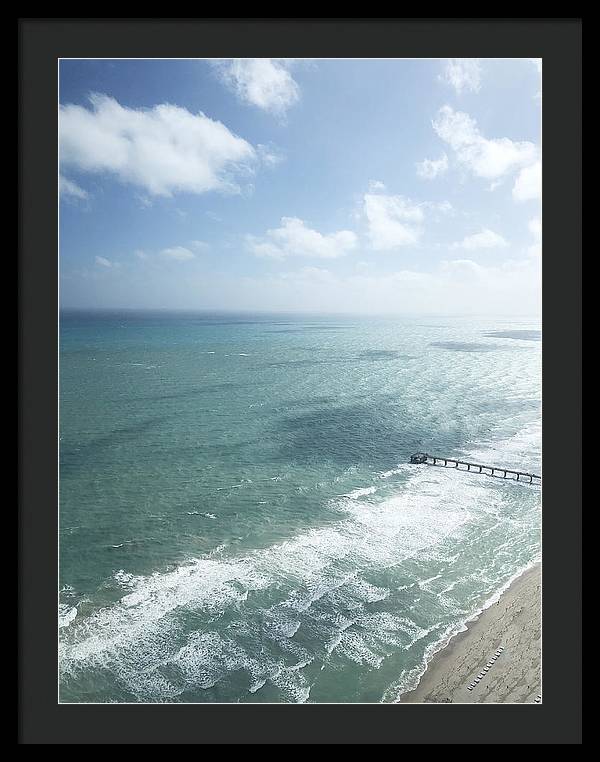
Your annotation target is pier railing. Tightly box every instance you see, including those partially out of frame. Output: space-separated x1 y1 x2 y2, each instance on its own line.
409 452 541 484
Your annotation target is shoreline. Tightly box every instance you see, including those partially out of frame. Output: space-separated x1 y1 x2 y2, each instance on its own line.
400 563 541 703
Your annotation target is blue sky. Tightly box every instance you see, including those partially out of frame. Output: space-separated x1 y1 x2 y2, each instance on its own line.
59 58 541 314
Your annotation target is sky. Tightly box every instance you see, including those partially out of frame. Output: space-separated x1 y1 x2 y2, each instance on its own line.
59 58 542 315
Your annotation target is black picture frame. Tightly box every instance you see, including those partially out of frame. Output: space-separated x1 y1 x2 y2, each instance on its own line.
19 18 582 744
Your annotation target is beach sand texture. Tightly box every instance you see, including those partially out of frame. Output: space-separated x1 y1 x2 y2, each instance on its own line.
401 564 541 703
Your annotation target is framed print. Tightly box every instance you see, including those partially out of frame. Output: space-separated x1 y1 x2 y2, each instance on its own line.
19 18 582 744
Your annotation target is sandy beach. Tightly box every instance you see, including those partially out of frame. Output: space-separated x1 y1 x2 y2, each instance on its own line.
401 563 541 703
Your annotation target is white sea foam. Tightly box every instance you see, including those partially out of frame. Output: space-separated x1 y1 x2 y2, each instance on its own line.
172 631 248 691
60 464 484 699
463 420 541 474
380 559 540 704
381 619 467 702
332 612 433 668
59 604 78 629
269 666 312 703
378 465 411 479
60 558 269 680
419 573 443 590
60 423 540 702
113 570 141 588
340 486 377 499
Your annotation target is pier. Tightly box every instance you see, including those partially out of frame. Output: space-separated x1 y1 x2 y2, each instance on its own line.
409 452 541 484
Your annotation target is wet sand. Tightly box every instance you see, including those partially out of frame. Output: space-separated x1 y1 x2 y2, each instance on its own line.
401 563 541 703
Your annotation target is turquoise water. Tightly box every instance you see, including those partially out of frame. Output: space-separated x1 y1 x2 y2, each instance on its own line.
59 312 541 703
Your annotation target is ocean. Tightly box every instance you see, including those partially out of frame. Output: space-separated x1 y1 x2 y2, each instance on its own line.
58 311 541 703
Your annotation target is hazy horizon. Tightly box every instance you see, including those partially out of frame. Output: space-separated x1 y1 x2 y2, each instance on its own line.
59 307 542 318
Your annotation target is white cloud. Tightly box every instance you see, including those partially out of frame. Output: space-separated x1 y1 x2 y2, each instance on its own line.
528 217 541 238
279 266 334 283
60 175 89 199
257 143 285 166
433 200 453 214
133 242 204 262
160 246 195 261
432 105 538 180
241 257 540 315
60 94 256 197
512 160 541 201
451 228 508 250
416 153 448 180
95 256 112 267
440 59 482 94
211 59 300 116
528 59 542 100
247 217 357 260
364 193 424 250
527 216 542 257
419 200 454 220
136 195 153 209
74 254 539 316
529 58 542 74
